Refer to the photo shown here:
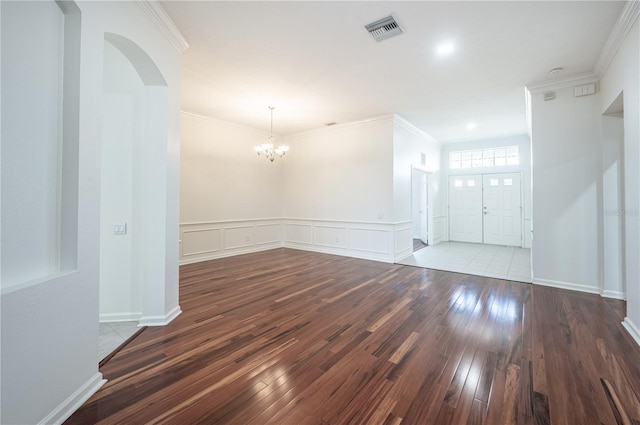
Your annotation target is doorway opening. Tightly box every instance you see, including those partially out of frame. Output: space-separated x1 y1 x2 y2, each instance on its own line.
99 33 171 362
601 92 626 300
411 168 430 251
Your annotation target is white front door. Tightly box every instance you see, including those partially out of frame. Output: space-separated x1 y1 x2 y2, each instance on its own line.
449 175 483 243
482 173 522 246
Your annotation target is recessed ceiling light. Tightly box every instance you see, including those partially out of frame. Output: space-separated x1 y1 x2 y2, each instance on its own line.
466 122 477 130
549 67 564 75
435 41 455 56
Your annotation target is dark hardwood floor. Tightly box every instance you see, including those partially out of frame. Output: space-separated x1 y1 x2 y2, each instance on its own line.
66 248 640 424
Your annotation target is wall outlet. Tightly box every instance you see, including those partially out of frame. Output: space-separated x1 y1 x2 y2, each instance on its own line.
113 223 127 235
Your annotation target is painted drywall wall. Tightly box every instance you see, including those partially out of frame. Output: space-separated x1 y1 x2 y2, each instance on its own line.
530 85 601 293
393 116 441 246
180 112 283 223
179 113 284 263
282 116 394 222
0 1 182 423
600 18 640 335
441 134 532 246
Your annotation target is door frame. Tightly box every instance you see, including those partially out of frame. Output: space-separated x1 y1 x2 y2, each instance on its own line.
411 167 432 246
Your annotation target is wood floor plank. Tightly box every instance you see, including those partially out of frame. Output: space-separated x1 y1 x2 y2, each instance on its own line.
65 248 640 425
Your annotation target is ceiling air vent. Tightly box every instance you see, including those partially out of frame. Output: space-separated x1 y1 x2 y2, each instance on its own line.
365 15 402 42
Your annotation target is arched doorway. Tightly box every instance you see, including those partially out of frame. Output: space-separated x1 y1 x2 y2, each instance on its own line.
98 33 178 360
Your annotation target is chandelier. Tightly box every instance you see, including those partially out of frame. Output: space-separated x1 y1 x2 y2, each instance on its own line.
254 106 289 162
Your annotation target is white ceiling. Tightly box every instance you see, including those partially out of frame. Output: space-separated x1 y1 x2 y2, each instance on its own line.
162 1 625 143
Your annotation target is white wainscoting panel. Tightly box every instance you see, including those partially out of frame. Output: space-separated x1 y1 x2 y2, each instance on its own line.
284 219 401 263
182 227 221 257
314 226 347 249
350 228 390 254
181 219 413 265
433 216 446 245
524 217 532 248
256 223 282 245
180 220 283 264
224 225 254 250
395 225 413 261
285 223 313 245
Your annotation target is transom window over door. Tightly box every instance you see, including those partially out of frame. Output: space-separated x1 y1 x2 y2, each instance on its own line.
449 146 519 169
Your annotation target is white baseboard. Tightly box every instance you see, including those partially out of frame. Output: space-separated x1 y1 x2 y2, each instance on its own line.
284 243 393 263
534 278 628 302
622 317 640 347
99 312 142 322
602 289 626 300
39 372 106 425
179 243 282 265
139 305 182 326
533 278 600 295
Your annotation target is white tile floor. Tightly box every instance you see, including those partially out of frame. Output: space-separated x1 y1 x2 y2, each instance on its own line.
99 321 140 361
398 241 532 283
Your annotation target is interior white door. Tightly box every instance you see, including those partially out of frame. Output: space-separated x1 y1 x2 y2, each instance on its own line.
482 173 522 246
449 175 482 243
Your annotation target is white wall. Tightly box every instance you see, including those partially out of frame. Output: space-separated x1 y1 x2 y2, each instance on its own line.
179 112 284 264
600 18 640 340
281 116 402 262
283 116 394 222
0 1 182 423
530 86 601 293
441 134 532 247
181 113 283 223
393 116 441 250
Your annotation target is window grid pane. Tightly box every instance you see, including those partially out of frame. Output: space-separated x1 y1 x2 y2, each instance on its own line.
449 146 519 170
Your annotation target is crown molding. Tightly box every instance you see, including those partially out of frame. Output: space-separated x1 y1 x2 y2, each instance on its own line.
283 114 395 140
526 72 598 95
594 0 640 77
180 111 271 138
527 1 640 95
137 0 189 54
393 115 439 145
